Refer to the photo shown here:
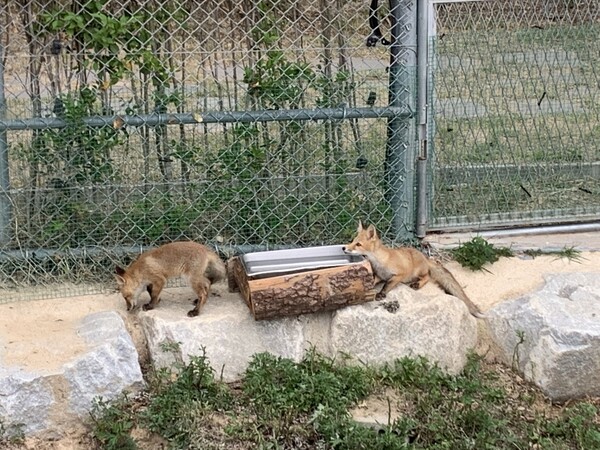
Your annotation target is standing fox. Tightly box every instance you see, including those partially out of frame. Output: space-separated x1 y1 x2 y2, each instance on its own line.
343 222 484 318
115 241 226 318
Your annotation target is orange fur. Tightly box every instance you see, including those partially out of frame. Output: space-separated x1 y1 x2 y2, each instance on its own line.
343 222 484 318
115 241 226 318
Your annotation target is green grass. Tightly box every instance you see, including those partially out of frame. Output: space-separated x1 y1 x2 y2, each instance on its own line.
0 419 24 447
524 246 584 263
434 114 597 165
431 22 600 222
87 349 600 450
432 172 599 220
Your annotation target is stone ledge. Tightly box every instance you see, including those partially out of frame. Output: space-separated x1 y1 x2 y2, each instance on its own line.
140 284 478 381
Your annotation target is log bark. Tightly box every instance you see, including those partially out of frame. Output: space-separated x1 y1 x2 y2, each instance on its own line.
228 257 376 320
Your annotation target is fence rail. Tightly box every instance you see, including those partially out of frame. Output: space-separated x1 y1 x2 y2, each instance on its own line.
0 106 413 130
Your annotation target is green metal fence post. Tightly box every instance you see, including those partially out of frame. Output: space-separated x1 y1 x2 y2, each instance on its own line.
385 0 417 241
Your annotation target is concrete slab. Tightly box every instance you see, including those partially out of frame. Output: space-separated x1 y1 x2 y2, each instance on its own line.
424 228 600 252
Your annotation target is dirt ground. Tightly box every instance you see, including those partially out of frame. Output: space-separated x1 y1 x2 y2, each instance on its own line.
1 236 599 448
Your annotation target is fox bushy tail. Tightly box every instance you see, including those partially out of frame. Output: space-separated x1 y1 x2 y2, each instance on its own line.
428 262 485 318
207 257 227 284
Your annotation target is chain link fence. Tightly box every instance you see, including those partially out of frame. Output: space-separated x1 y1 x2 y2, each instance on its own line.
0 0 417 302
430 0 600 229
0 0 598 303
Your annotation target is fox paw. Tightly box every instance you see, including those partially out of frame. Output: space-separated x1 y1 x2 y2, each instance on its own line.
187 309 199 318
142 303 155 311
376 292 387 300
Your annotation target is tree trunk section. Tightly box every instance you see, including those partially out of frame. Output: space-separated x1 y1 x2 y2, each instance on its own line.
229 257 376 320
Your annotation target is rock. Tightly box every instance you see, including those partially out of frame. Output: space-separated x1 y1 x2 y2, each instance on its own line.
0 371 54 436
140 296 306 382
331 285 479 374
0 311 144 437
65 312 145 415
141 285 479 382
486 273 600 402
349 387 402 432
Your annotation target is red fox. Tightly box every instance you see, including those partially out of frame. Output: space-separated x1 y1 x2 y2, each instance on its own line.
115 241 226 317
343 222 485 318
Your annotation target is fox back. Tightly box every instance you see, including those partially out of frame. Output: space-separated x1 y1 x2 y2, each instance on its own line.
115 241 226 311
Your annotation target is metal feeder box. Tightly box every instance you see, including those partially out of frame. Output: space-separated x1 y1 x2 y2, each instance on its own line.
228 245 376 320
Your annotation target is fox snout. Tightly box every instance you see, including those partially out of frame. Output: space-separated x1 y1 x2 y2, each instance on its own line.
343 245 361 254
119 290 135 311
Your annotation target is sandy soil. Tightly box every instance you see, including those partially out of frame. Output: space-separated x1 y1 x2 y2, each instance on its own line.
433 251 600 312
0 285 229 375
0 294 122 373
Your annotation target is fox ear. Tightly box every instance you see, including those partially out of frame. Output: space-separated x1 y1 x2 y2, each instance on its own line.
357 220 364 232
115 266 126 285
366 224 378 240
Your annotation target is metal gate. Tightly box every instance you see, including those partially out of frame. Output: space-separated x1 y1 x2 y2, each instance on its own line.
428 0 600 230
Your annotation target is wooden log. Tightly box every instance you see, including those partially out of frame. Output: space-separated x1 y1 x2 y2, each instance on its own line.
228 257 376 320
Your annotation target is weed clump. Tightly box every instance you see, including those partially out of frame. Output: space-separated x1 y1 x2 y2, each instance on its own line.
89 395 137 450
0 419 24 448
452 236 513 271
525 246 583 262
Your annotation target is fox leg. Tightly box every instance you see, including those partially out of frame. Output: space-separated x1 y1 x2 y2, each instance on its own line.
143 279 165 311
187 276 211 317
408 273 430 290
376 275 405 300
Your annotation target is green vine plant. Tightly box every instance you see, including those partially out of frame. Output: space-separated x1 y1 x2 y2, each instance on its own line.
37 1 171 96
18 0 184 247
34 0 177 185
13 0 367 249
201 0 318 243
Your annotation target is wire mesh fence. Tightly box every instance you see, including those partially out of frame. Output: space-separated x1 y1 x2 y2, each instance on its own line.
0 0 598 303
429 0 600 229
0 0 416 302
